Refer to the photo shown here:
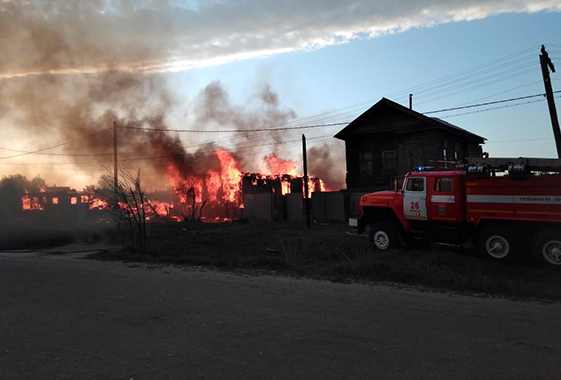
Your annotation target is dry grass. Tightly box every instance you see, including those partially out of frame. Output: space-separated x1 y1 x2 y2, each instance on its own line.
86 220 561 302
0 225 76 250
5 219 560 301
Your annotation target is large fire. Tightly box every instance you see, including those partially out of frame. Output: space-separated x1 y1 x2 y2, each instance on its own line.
262 153 298 176
215 149 243 204
21 148 330 223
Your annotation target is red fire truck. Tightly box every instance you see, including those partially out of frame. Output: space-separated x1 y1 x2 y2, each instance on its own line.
353 157 561 268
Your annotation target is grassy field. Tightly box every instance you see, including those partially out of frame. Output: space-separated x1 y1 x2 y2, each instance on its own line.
0 226 76 250
87 220 561 302
2 220 559 301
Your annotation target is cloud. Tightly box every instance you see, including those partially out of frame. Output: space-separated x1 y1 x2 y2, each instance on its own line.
1 0 559 77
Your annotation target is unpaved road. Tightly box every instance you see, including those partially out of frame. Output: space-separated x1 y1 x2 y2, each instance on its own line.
1 248 560 380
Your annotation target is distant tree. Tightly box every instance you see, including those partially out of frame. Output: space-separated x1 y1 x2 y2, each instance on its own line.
96 174 114 191
98 169 154 252
0 175 46 223
29 177 46 191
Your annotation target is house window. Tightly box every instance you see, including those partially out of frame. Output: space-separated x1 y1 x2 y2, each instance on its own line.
359 153 373 175
407 149 422 170
382 151 397 173
434 177 453 192
52 197 59 205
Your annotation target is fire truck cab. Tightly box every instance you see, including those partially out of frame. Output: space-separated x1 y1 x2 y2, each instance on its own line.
356 157 561 268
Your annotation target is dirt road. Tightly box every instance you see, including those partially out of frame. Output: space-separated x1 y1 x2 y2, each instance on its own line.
1 248 560 379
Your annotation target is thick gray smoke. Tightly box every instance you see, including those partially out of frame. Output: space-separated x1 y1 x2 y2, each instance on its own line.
0 0 350 190
193 82 298 170
0 70 305 189
307 143 346 190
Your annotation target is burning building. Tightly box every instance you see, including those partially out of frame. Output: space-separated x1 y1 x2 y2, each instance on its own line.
163 150 329 222
21 186 102 224
18 150 331 224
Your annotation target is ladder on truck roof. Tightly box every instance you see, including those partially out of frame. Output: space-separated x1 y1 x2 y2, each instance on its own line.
467 157 561 174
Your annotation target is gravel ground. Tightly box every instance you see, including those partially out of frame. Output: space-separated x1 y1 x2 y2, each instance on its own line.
1 247 561 380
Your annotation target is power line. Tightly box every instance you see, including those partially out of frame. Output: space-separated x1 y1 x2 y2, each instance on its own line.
0 147 115 157
388 45 540 103
119 122 347 133
2 45 557 166
1 134 334 167
424 91 561 115
119 136 334 172
486 137 552 144
416 60 536 101
414 65 538 107
3 88 557 164
453 80 542 107
0 127 113 160
438 94 561 119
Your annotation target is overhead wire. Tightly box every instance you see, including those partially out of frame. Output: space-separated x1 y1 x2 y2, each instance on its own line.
3 86 558 167
0 126 113 160
2 133 335 168
387 45 540 103
423 90 560 115
2 44 559 168
414 65 537 106
437 94 561 119
453 80 543 107
119 122 347 133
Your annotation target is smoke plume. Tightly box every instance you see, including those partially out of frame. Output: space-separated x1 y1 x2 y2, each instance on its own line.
0 0 359 190
307 143 346 190
0 66 314 190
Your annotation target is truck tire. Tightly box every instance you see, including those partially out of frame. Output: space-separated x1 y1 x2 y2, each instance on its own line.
478 225 521 262
369 221 399 251
531 229 561 268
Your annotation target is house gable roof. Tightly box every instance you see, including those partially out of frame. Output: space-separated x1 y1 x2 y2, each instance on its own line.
334 97 485 143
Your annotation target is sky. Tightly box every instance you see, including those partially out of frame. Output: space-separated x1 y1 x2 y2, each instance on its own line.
0 0 560 191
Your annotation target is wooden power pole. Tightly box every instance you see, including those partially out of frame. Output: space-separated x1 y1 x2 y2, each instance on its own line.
113 121 118 189
302 134 311 229
539 45 561 158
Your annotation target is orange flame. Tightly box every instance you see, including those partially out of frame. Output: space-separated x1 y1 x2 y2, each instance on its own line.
21 195 45 211
262 154 298 176
89 198 109 210
206 170 221 202
215 149 242 204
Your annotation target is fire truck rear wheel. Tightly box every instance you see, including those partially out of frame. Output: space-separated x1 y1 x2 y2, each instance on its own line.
369 221 398 251
478 225 520 261
532 229 561 268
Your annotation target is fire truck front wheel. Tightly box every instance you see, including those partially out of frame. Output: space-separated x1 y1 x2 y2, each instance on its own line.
532 229 561 268
478 225 521 261
369 221 399 251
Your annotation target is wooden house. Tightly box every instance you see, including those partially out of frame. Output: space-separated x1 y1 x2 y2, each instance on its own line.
334 98 485 192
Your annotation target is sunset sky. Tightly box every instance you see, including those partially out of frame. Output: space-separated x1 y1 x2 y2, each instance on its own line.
0 0 560 190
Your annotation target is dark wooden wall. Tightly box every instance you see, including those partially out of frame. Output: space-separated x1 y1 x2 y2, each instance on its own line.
344 130 482 192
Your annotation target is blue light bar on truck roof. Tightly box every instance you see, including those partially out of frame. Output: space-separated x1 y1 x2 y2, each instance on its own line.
415 166 435 172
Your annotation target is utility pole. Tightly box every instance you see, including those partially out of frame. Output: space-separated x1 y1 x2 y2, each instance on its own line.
539 45 561 158
302 134 311 229
113 121 118 190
